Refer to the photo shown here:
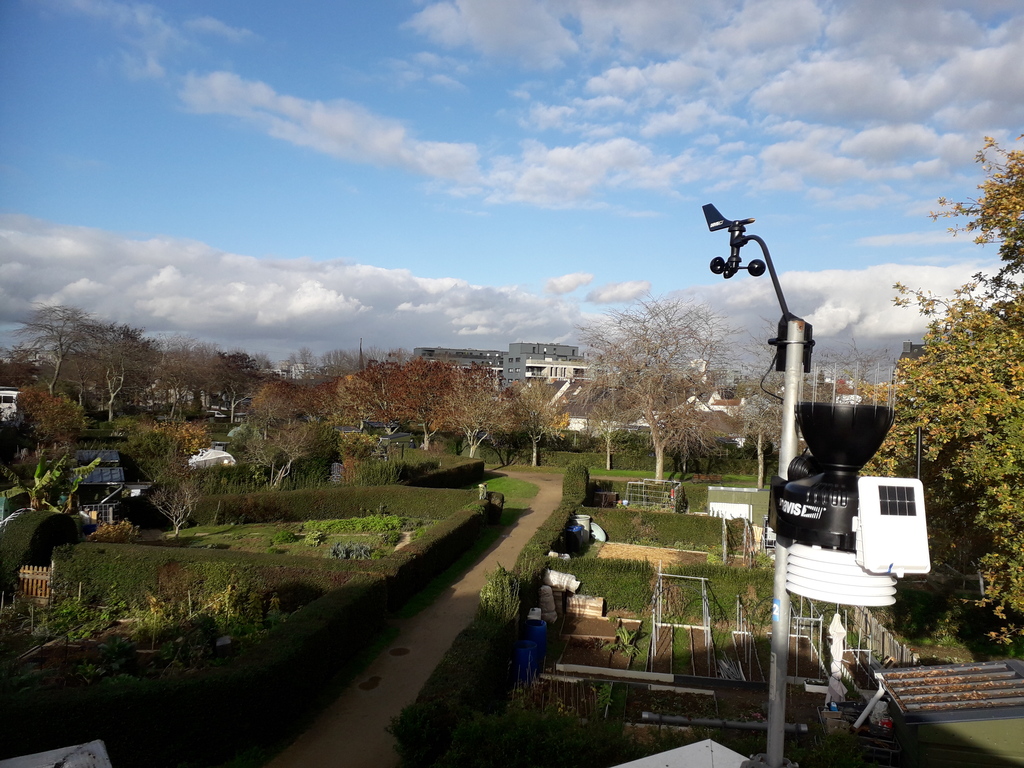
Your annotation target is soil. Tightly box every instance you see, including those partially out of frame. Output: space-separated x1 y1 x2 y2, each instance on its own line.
596 542 708 567
558 637 632 670
625 684 824 726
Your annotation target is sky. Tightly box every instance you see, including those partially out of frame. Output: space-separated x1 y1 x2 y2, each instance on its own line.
1 0 1020 364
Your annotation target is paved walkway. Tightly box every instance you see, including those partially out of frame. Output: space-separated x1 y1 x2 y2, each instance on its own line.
266 471 563 768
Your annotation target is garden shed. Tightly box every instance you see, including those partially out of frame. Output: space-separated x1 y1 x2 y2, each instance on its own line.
707 486 769 522
877 659 1024 767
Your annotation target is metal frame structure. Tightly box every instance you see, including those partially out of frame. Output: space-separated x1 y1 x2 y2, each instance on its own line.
626 479 681 509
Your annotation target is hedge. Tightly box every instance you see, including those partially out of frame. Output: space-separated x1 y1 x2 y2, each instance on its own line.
588 509 728 551
392 477 577 767
0 575 387 768
53 501 489 614
0 510 79 591
192 485 477 526
406 456 485 488
51 543 363 610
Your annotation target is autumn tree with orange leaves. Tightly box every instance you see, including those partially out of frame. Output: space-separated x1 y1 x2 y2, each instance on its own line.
871 138 1024 641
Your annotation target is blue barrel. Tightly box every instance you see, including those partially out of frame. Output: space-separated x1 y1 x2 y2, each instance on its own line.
513 640 538 684
523 618 547 666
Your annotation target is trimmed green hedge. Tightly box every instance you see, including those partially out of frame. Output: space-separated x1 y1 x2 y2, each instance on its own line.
406 456 486 488
52 543 361 610
192 485 477 525
588 509 726 551
0 575 387 768
0 511 79 591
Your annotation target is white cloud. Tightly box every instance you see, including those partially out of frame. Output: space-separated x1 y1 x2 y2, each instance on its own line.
184 16 257 43
586 281 651 304
678 260 999 350
404 0 578 68
546 272 594 294
0 216 585 358
179 72 482 184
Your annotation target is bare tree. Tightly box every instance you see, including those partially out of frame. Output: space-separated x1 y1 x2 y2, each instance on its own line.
579 295 733 479
15 304 94 395
87 322 158 421
441 365 507 458
154 336 219 418
149 473 203 537
583 389 635 472
507 381 569 466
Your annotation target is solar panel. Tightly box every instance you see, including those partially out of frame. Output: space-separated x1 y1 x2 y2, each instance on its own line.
878 484 917 516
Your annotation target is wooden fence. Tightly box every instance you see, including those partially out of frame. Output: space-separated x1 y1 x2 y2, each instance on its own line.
846 604 918 666
18 565 51 604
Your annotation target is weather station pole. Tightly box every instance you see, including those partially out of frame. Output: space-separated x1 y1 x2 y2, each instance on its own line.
702 204 809 768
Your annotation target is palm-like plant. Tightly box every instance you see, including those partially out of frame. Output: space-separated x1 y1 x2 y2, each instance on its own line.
0 454 100 513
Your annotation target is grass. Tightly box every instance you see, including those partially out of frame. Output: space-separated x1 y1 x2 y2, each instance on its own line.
476 473 540 500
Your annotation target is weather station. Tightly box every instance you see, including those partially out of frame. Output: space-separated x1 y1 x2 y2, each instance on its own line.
701 205 932 768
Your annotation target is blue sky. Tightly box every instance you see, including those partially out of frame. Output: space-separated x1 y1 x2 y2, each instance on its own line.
1 0 1020 361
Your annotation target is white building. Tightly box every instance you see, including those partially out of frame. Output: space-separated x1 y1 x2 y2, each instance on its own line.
0 387 18 421
502 342 587 384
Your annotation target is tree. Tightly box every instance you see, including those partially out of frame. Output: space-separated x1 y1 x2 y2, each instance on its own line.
213 351 265 423
934 135 1024 281
507 381 569 466
584 389 638 471
149 471 203 537
338 362 404 433
87 322 158 421
395 358 457 451
1 454 99 513
441 365 506 458
154 336 218 418
578 295 733 479
14 304 94 395
872 278 1024 639
16 389 87 448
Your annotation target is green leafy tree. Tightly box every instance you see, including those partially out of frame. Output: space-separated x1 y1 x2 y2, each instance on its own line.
1 454 100 513
934 135 1024 281
873 279 1024 640
873 139 1024 640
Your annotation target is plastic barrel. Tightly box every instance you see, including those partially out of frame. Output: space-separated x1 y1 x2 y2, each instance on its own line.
513 640 538 684
564 525 583 553
523 618 547 667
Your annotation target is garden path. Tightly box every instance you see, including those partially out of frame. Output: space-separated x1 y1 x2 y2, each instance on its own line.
265 471 563 768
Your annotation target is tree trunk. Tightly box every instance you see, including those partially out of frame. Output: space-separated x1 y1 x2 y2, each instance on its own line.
532 438 539 467
654 445 665 480
756 432 765 488
605 434 612 471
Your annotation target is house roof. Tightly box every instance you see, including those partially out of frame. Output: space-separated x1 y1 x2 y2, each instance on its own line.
879 659 1024 724
80 467 125 484
75 449 121 465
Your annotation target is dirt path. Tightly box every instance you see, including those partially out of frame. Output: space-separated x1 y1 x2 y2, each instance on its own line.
265 472 563 768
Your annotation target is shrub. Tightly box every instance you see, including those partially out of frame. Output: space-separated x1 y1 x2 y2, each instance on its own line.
354 460 401 486
0 576 388 768
87 520 140 544
192 486 476 525
0 511 79 591
328 542 373 560
271 530 298 545
562 461 589 505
